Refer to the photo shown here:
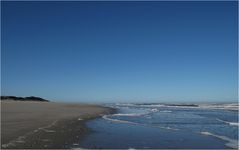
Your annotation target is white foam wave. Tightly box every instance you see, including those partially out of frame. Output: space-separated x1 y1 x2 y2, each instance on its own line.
136 103 200 109
102 115 178 131
216 119 239 126
150 108 159 112
112 108 158 117
139 104 165 107
160 110 172 113
199 103 239 111
113 113 145 117
156 126 179 130
116 103 239 111
115 103 137 107
102 115 139 125
116 103 165 108
200 131 238 149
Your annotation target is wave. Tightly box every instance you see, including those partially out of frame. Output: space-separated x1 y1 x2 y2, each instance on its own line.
199 103 239 111
115 103 239 111
139 104 165 107
102 115 178 131
200 131 238 149
160 126 178 130
150 108 159 112
111 108 159 118
216 119 239 126
159 110 172 113
102 115 140 125
115 103 165 108
112 113 145 117
115 103 138 107
135 103 200 109
131 103 200 109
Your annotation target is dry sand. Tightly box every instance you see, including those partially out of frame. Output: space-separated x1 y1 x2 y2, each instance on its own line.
1 100 115 149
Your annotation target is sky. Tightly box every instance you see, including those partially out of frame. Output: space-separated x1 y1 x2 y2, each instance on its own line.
1 1 238 103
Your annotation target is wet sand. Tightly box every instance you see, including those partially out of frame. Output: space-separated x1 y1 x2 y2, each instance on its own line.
1 100 115 149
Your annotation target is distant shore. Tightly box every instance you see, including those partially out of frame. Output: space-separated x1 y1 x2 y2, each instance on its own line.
1 100 116 149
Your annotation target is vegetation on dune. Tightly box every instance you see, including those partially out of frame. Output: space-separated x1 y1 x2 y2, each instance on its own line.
1 96 49 102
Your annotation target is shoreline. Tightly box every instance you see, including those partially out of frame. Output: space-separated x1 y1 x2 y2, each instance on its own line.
1 101 116 149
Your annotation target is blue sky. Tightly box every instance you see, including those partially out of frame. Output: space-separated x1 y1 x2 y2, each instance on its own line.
1 1 238 103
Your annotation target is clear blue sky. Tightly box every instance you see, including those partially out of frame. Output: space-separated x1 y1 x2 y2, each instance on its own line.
1 1 238 103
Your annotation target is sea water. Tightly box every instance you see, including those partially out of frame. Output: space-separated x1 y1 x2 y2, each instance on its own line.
75 103 238 149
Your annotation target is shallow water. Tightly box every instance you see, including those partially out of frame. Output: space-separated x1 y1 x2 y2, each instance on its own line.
76 103 238 149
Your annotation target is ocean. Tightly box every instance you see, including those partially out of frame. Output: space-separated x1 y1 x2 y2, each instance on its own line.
74 103 238 149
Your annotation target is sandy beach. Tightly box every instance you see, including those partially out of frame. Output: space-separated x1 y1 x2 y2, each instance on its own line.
1 100 115 149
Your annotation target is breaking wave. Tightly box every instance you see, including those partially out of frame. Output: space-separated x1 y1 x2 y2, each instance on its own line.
102 115 178 131
216 119 239 126
159 110 172 113
199 103 238 111
114 103 238 111
102 115 141 125
112 113 145 117
200 131 238 149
